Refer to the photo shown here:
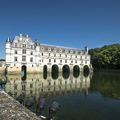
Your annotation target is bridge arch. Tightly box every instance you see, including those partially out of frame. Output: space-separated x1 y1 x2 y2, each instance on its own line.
73 65 80 78
62 64 70 79
21 65 27 80
43 65 47 79
51 64 59 79
83 65 90 76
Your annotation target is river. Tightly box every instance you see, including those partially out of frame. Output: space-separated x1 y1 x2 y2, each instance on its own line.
0 70 120 120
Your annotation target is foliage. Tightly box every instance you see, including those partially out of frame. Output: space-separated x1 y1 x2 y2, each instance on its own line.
89 44 120 69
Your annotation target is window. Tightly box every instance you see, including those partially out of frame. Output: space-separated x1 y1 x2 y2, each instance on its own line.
22 44 26 48
30 51 33 55
54 59 56 63
31 45 33 49
71 60 73 63
80 56 82 59
65 60 67 63
48 48 51 51
30 57 33 62
49 53 50 56
49 59 51 62
65 55 67 57
15 43 17 47
75 60 77 63
30 84 33 88
22 56 26 62
15 50 17 54
14 57 17 62
54 54 56 57
60 54 61 57
42 53 43 56
22 49 26 54
60 60 62 63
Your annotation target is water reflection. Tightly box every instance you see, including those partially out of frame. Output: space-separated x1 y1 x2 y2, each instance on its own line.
4 73 91 99
1 71 120 120
2 72 91 119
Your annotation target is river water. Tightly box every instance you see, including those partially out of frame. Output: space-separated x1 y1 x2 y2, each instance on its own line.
0 70 120 120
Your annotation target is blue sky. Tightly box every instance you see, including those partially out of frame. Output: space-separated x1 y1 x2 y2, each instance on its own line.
0 0 120 58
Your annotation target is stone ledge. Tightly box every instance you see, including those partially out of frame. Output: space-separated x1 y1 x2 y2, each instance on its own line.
0 90 41 120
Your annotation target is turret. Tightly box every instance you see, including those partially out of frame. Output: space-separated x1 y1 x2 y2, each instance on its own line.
85 46 88 54
6 37 11 64
6 37 11 49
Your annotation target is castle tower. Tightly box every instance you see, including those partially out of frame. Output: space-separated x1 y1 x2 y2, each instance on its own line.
5 37 11 66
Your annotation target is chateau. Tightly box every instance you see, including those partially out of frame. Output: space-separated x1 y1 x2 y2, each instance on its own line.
5 34 91 74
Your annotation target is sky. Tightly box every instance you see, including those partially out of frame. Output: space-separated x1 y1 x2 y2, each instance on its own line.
0 0 120 58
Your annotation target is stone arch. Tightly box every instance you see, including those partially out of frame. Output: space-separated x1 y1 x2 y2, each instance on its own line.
43 65 47 79
73 65 80 78
21 65 27 80
51 64 59 79
83 65 90 76
62 65 70 79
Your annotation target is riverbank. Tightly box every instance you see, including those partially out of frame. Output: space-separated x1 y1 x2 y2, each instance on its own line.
0 90 41 120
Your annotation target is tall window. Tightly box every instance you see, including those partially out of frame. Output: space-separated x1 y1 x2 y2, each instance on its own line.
60 54 61 57
30 51 33 55
49 53 50 56
15 50 17 54
65 60 67 63
22 49 26 54
54 59 56 63
60 60 62 63
42 53 43 56
14 57 17 62
30 57 33 62
15 43 17 47
22 56 26 62
31 45 33 49
49 59 51 62
22 44 26 48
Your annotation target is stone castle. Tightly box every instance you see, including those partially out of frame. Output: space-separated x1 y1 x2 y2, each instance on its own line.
4 34 92 74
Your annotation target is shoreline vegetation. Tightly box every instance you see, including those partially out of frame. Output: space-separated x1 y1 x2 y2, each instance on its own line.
89 44 120 70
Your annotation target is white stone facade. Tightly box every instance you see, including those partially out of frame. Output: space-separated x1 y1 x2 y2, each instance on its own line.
5 34 91 74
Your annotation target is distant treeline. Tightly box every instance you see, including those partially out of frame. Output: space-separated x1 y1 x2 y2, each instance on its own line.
89 44 120 69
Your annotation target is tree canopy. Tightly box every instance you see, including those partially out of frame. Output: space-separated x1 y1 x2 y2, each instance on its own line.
89 44 120 69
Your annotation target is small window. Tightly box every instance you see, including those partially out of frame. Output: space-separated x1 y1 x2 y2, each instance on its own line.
42 53 43 56
54 54 56 57
15 43 17 47
54 59 56 63
30 57 33 62
22 49 26 54
65 60 67 63
49 53 50 56
49 59 51 62
14 57 17 62
22 56 26 62
41 47 44 51
71 60 73 63
15 50 17 54
48 48 51 51
31 45 33 49
60 54 61 57
22 44 26 48
75 60 77 63
30 51 33 55
60 60 62 63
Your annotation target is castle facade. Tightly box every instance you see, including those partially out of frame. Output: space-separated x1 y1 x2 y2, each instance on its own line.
5 34 91 74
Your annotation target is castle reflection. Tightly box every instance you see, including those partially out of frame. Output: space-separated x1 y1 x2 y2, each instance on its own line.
2 72 92 114
3 73 92 99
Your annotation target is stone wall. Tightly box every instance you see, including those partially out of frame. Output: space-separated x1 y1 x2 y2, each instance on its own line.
0 90 41 120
